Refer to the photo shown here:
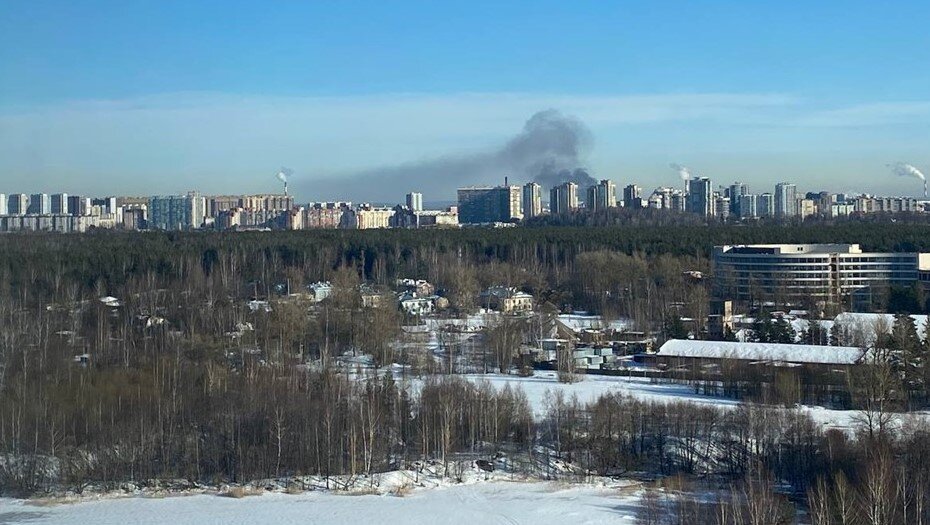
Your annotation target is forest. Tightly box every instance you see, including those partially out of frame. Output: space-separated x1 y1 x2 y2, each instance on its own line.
0 223 929 523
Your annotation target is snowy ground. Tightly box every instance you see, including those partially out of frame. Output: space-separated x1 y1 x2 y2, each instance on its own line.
4 371 924 523
0 481 642 525
442 371 876 433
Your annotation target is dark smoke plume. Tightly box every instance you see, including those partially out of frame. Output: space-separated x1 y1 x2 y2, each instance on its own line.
300 109 594 201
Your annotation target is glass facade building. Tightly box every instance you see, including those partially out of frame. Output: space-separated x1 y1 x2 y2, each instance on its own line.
714 244 925 304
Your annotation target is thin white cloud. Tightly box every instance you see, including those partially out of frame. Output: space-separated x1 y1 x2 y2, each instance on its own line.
0 91 928 196
0 91 798 163
793 101 930 127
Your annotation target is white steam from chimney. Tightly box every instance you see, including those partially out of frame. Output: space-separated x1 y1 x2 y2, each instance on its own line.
670 163 692 184
888 162 925 181
888 162 927 198
276 167 293 196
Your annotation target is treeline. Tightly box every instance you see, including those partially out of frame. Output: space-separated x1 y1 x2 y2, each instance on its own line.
1 222 929 320
0 361 535 495
4 351 928 525
2 222 929 294
553 392 930 524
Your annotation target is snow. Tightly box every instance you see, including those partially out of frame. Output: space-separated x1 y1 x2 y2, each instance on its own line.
0 482 643 525
454 372 740 417
656 339 865 365
247 300 272 313
833 313 928 343
449 371 883 433
6 371 925 522
556 314 632 333
421 312 500 332
98 296 121 307
788 319 835 343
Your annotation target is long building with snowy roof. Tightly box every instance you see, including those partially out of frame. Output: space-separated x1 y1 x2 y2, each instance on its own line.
655 339 866 366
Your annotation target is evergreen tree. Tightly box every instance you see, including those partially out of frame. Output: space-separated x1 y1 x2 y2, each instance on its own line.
889 314 927 408
664 314 689 340
771 316 795 344
801 319 828 346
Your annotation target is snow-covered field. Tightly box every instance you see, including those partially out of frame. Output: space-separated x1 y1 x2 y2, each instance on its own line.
0 481 642 525
447 371 874 433
456 371 741 414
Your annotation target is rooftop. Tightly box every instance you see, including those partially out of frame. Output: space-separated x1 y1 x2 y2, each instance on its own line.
717 244 863 255
833 313 928 343
656 339 865 365
557 314 633 333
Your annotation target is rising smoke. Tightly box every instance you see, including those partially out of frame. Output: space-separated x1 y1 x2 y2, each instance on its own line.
299 109 595 201
276 167 293 183
888 162 927 198
888 162 926 181
669 163 692 181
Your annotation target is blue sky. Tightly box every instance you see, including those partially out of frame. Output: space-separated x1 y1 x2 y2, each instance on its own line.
1 1 929 200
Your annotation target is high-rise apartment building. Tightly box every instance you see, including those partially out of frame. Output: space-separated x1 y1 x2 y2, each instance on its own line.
300 202 355 229
622 184 642 209
28 193 50 215
7 194 28 216
91 197 119 215
587 180 617 211
67 195 89 216
456 186 522 224
521 182 542 219
758 193 775 217
549 182 579 215
715 196 731 220
148 192 206 230
798 199 817 219
405 192 423 212
208 196 242 217
0 194 6 216
729 182 748 215
51 193 69 215
239 194 293 212
812 192 835 216
687 177 714 216
738 194 758 218
774 182 798 218
353 205 395 229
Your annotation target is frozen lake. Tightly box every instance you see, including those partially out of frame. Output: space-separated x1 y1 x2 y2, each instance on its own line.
0 482 642 525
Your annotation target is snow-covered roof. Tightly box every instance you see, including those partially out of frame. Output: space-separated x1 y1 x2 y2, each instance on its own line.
99 296 121 307
788 319 835 343
247 300 272 313
557 314 633 333
833 313 928 343
480 286 532 299
656 339 865 365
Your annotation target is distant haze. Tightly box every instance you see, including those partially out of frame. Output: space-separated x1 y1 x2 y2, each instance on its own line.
0 92 928 200
299 109 595 201
2 4 930 200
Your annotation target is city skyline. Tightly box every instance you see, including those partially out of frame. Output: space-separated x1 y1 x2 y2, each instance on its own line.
0 173 925 206
1 175 924 234
1 2 929 199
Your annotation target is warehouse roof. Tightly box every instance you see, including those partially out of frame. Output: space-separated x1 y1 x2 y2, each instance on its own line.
656 339 865 365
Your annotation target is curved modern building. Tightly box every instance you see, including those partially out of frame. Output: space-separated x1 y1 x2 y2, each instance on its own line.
713 244 929 305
